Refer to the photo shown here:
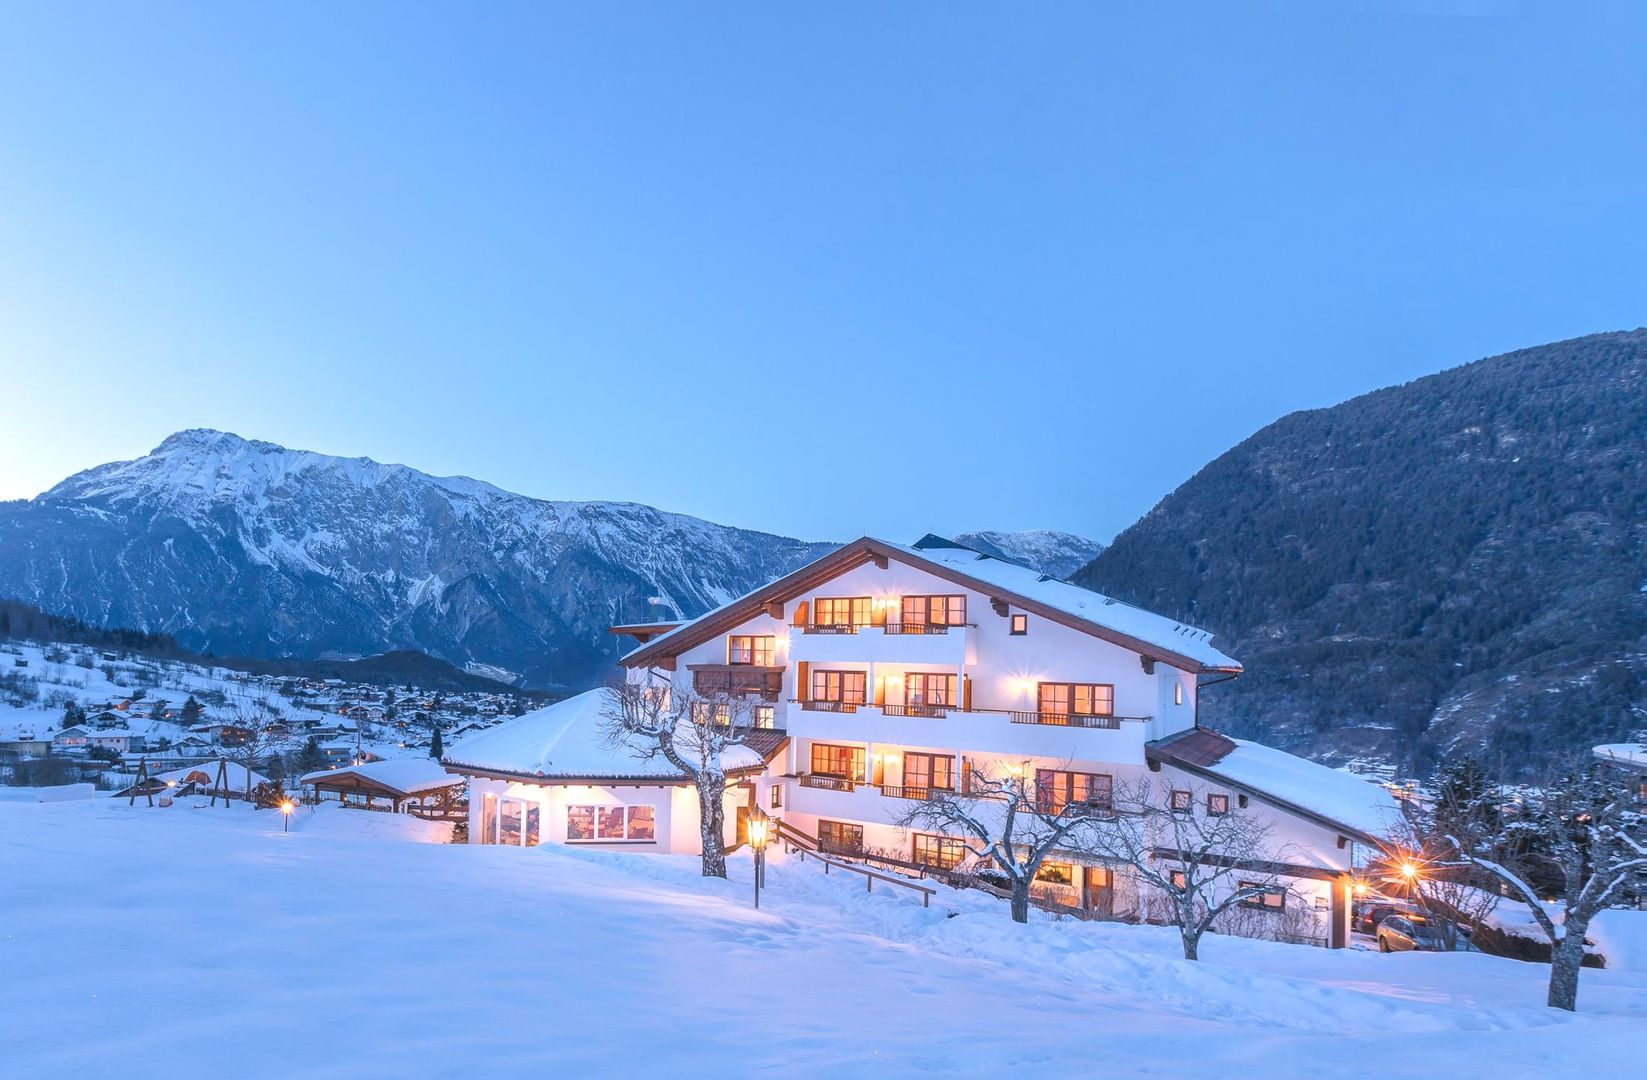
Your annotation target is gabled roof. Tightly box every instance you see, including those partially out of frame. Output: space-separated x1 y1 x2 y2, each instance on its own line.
1146 728 1402 846
441 689 770 783
619 536 1241 674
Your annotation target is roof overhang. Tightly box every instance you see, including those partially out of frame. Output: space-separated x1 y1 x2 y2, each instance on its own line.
620 536 1241 675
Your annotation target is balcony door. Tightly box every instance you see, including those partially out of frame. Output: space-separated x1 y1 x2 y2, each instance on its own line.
905 672 958 708
903 752 954 794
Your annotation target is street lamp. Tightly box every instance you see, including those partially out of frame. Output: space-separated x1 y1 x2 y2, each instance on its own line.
748 805 771 909
280 799 295 832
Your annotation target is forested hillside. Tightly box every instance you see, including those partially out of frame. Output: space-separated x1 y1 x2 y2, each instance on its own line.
1075 331 1647 775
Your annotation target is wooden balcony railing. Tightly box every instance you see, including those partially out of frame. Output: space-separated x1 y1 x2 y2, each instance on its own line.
797 699 860 713
879 784 954 802
796 623 863 635
798 773 860 792
1008 710 1127 730
688 664 784 702
881 703 949 718
880 622 950 635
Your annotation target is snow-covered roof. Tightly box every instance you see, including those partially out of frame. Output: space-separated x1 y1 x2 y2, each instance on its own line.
1148 729 1403 843
622 536 1240 674
888 538 1239 672
299 757 463 795
442 689 765 781
1594 743 1647 768
1209 739 1403 841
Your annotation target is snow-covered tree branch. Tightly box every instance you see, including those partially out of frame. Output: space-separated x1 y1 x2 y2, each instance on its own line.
895 760 1111 924
1078 776 1300 961
1444 759 1645 1011
601 680 765 878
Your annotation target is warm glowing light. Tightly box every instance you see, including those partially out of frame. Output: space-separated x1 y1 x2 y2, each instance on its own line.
1400 862 1418 881
1354 882 1368 895
280 800 295 815
747 805 771 851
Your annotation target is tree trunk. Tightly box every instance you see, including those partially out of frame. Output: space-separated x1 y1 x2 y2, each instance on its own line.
1180 925 1201 962
697 777 728 879
1010 878 1031 923
1547 923 1589 1012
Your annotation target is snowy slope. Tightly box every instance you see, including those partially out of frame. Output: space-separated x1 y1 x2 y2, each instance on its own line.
1 799 1642 1078
0 430 835 689
953 528 1105 578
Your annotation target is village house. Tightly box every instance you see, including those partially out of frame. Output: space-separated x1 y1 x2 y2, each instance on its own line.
448 536 1400 946
0 722 54 758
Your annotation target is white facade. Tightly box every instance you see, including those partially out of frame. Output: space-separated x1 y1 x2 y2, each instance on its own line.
619 537 1395 947
465 777 746 852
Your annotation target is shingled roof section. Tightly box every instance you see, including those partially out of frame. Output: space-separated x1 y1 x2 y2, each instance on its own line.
1147 727 1238 768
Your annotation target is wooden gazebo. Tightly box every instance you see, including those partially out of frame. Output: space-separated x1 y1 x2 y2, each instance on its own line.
300 759 465 814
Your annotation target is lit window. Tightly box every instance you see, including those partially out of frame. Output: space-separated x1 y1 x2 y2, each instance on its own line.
1035 861 1073 885
811 669 867 704
1010 613 1028 635
567 804 655 842
1169 789 1193 812
1207 793 1229 816
1174 681 1184 706
813 597 872 629
905 672 957 707
1170 870 1187 890
1037 682 1115 718
1239 881 1286 910
728 635 776 666
901 595 968 627
913 833 966 870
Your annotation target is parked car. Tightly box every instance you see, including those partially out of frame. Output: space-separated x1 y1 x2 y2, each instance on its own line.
1353 900 1416 935
1377 913 1457 952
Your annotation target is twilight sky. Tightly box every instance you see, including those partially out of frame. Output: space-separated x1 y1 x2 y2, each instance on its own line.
1 3 1643 543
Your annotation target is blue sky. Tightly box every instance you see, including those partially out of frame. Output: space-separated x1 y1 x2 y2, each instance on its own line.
1 3 1642 543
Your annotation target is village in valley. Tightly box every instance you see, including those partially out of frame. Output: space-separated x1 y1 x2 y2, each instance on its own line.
0 636 534 806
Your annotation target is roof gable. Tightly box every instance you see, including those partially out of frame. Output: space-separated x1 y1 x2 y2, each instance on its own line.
619 536 1240 674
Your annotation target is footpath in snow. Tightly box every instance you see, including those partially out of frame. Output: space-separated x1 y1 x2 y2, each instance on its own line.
1 796 1642 1079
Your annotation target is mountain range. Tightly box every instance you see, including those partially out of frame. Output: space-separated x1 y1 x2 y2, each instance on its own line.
1074 330 1647 775
0 430 1099 690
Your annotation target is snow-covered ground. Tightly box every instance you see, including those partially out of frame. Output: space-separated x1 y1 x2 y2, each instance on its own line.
2 798 1643 1079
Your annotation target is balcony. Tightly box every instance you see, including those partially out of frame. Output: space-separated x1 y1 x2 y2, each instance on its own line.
879 784 953 802
798 773 861 792
689 664 784 701
881 703 949 719
796 699 860 714
1008 710 1132 730
799 622 862 635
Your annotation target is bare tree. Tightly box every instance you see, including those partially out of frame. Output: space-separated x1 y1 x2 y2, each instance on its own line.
601 681 764 878
1080 777 1298 960
896 760 1112 923
1446 760 1645 1011
228 696 295 801
1386 758 1506 952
